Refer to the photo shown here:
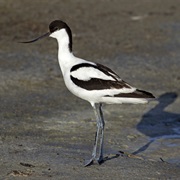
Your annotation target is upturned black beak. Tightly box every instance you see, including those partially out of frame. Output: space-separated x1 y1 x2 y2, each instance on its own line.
20 32 50 43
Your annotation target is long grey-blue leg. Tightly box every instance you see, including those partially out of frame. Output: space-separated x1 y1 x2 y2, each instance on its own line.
97 103 105 163
84 103 105 166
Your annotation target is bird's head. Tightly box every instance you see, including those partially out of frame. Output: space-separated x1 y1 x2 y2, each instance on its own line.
20 20 72 51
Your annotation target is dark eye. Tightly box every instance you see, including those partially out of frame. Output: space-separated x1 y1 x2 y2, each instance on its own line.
53 27 59 31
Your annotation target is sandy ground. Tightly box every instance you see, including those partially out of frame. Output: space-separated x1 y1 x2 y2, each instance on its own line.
0 0 180 179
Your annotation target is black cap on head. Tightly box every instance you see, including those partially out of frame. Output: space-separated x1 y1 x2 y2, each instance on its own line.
49 20 68 33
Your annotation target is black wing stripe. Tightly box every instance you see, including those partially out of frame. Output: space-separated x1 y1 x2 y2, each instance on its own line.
70 76 130 90
70 63 92 72
96 63 120 80
70 63 120 81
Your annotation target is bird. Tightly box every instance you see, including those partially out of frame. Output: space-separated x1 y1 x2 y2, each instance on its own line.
21 20 155 166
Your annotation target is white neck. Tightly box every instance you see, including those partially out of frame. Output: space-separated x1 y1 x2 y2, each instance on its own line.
57 38 71 55
58 45 74 75
50 29 74 75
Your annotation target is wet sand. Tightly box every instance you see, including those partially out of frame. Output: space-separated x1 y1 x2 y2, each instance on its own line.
0 0 180 179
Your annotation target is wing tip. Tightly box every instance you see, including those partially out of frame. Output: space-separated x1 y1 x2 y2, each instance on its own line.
106 89 155 99
136 89 155 99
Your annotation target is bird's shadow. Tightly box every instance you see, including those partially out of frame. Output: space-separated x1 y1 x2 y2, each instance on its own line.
101 92 180 164
133 92 180 155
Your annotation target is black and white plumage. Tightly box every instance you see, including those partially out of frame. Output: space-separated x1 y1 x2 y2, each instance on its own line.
21 20 155 166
